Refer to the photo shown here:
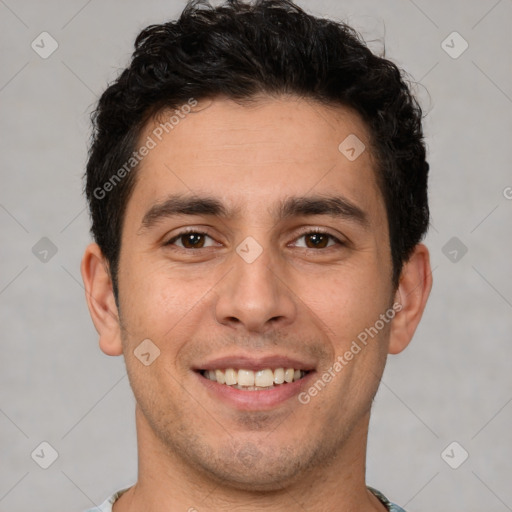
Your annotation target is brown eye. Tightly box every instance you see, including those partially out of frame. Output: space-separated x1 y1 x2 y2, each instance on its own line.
166 231 215 249
304 233 331 249
293 231 340 250
180 233 206 248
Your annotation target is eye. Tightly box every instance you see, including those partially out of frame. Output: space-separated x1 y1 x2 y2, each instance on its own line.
165 231 217 249
164 229 344 251
292 230 343 249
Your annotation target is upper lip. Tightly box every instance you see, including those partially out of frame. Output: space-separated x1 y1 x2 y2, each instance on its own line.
193 354 317 372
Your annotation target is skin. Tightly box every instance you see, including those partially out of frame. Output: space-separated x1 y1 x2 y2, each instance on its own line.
81 95 432 512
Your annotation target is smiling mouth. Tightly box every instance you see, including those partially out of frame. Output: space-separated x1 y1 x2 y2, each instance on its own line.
199 367 311 390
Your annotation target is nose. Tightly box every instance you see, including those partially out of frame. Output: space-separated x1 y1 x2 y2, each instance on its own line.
214 242 297 334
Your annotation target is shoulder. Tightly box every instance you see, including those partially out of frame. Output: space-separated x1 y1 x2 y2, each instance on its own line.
368 486 408 512
83 488 130 512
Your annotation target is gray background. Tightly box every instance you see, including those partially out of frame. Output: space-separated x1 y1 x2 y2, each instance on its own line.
1 0 511 510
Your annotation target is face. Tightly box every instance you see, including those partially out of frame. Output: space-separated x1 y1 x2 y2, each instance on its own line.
113 96 397 489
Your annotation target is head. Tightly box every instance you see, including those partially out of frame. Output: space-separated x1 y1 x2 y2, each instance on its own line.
82 0 431 494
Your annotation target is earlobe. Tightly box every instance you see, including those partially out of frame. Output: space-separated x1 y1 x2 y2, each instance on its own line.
388 244 433 355
80 243 123 356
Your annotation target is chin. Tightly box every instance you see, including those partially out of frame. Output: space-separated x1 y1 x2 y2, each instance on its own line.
185 437 330 492
202 460 305 492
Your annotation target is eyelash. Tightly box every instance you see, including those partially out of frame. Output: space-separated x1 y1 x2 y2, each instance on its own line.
164 228 345 251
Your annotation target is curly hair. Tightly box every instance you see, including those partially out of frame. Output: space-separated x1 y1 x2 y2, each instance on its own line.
85 0 429 299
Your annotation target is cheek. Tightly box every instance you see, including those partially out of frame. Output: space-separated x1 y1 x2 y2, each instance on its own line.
298 261 391 343
118 258 198 342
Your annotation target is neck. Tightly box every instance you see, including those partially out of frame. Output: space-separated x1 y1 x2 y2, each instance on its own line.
114 406 386 512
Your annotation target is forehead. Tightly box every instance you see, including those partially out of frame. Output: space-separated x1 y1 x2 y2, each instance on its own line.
128 95 386 227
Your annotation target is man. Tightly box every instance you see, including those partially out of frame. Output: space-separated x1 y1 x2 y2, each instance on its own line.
81 0 432 510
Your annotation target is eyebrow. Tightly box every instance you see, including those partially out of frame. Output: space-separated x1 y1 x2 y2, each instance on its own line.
139 193 369 232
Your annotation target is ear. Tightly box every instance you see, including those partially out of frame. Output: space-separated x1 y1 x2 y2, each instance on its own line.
80 243 123 356
388 243 432 355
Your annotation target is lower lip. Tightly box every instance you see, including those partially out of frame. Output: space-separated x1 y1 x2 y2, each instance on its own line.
194 371 316 411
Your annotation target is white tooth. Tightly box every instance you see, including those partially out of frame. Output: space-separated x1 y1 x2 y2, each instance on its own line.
208 370 217 381
225 368 237 385
294 369 301 381
214 369 225 384
238 369 255 386
233 385 271 391
274 368 285 384
255 369 274 387
284 368 294 383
